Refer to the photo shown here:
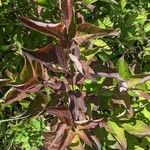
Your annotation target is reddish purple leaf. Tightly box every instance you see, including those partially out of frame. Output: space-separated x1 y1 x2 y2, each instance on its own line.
4 89 28 104
76 130 93 148
46 106 73 125
70 40 80 58
75 119 103 130
137 75 150 85
91 135 101 150
69 90 87 121
47 77 69 92
59 129 75 150
20 16 65 38
77 12 85 24
22 44 68 73
69 53 83 74
81 58 124 81
5 77 43 104
135 90 150 100
44 123 68 150
60 0 73 31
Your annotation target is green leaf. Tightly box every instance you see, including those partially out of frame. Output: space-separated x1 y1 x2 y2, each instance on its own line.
35 0 53 10
106 121 127 150
122 120 150 137
142 108 150 121
120 0 126 9
144 22 150 33
83 0 97 5
118 56 131 80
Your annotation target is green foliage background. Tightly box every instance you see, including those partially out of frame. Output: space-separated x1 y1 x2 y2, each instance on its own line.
0 0 150 149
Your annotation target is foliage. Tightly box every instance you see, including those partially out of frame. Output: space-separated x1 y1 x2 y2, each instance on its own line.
0 0 150 149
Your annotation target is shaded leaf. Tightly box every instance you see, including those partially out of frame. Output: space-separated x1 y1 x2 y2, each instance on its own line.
0 79 10 89
69 90 87 121
4 88 28 104
24 92 47 117
46 106 73 125
22 44 67 73
112 89 133 116
5 77 43 104
20 56 33 81
47 77 69 92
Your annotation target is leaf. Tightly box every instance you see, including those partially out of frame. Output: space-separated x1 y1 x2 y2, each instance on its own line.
24 92 46 117
59 129 75 150
20 16 65 38
75 119 103 130
135 91 150 100
74 22 119 45
137 75 150 85
76 130 93 148
4 88 28 104
0 79 10 89
69 90 87 121
77 23 114 35
44 123 68 150
60 0 73 32
46 106 73 125
84 58 124 81
90 135 101 150
47 77 69 92
120 0 126 9
122 120 150 137
20 56 33 81
82 0 97 5
22 44 67 73
112 89 133 116
69 53 83 74
5 77 43 104
118 56 131 80
106 121 127 150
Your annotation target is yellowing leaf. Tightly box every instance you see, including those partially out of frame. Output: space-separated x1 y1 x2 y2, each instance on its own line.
91 39 110 50
122 120 150 137
106 121 127 150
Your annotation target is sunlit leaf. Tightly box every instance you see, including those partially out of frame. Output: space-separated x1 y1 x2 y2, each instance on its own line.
120 0 126 9
106 121 127 150
122 120 150 136
118 56 131 80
